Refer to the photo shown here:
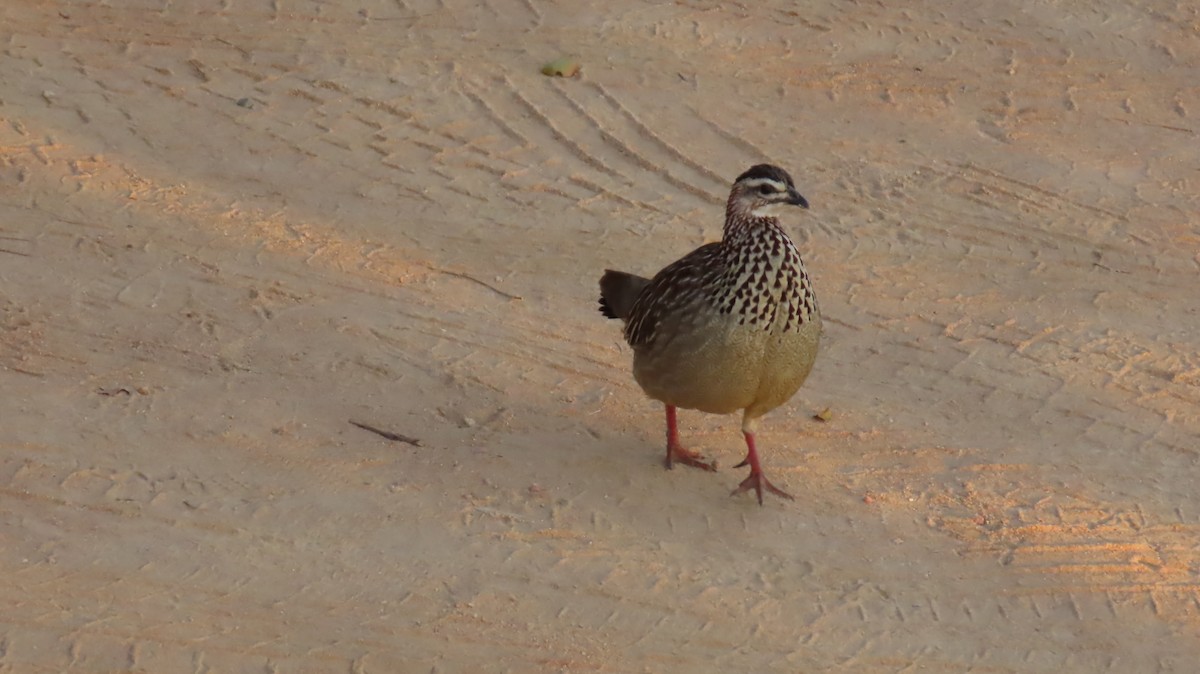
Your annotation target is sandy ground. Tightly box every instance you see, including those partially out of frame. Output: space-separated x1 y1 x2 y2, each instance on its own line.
2 1 1199 672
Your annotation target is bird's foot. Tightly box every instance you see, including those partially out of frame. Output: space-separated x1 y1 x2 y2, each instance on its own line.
665 443 717 472
732 469 794 506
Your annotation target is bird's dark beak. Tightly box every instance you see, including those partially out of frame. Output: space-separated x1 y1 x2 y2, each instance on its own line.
787 188 809 209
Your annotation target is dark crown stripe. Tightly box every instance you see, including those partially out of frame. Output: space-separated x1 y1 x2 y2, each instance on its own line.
735 164 794 187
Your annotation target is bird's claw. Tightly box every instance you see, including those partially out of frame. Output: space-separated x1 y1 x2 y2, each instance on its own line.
732 470 794 505
665 444 718 472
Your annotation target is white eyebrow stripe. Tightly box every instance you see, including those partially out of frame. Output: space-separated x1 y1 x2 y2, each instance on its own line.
739 177 788 192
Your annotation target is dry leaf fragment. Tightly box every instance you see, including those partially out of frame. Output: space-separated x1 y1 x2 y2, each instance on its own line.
541 57 580 77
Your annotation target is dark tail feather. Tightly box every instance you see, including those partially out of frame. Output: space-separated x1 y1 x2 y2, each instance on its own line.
598 296 620 319
598 269 651 321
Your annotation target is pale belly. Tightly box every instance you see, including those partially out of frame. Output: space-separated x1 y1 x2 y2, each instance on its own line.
632 313 822 417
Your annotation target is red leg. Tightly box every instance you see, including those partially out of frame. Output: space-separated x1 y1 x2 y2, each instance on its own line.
732 431 794 505
664 405 716 471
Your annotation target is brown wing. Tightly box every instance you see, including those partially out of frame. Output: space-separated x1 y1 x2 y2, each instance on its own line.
624 242 724 347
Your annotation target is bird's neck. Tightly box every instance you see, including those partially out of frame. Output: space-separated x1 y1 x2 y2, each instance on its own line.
723 210 785 246
719 206 817 329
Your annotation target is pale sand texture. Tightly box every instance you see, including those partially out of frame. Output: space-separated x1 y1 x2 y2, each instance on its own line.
2 1 1199 672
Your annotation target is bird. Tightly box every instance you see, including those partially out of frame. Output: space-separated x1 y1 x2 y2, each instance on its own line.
598 164 821 505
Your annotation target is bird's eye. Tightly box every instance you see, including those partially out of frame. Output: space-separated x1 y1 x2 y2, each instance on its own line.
758 184 774 196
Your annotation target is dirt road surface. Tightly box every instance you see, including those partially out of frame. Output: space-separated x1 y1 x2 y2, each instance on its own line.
2 1 1198 671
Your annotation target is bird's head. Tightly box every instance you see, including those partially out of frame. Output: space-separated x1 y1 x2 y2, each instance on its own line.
728 164 808 220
